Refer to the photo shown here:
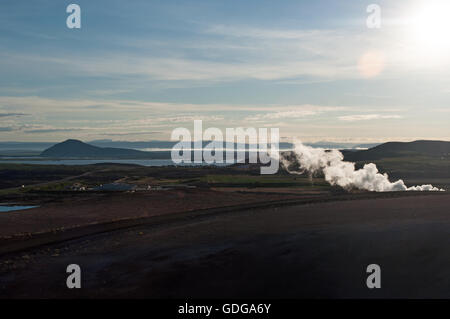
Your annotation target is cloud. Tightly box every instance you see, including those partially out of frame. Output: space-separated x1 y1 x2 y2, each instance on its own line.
0 112 27 118
0 95 443 143
99 131 162 137
206 25 345 42
3 18 442 85
0 96 353 114
245 106 346 122
6 54 351 81
147 115 225 123
0 127 15 132
23 128 81 134
0 24 382 82
338 114 403 122
245 110 318 121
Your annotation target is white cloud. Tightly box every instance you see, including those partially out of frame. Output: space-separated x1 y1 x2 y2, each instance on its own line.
338 114 403 122
245 110 318 121
245 106 346 122
205 25 331 40
0 24 384 82
4 19 447 85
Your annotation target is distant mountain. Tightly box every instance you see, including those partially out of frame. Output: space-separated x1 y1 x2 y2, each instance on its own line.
1 140 383 154
343 140 450 161
89 140 296 150
303 142 381 149
89 140 179 149
89 140 382 150
0 142 54 151
40 139 170 159
352 143 381 149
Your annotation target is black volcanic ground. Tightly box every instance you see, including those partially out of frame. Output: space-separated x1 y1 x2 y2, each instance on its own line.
0 193 449 298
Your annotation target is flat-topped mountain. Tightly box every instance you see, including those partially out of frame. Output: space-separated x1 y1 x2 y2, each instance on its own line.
40 139 168 159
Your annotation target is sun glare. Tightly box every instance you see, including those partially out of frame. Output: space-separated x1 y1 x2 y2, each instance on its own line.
410 1 450 53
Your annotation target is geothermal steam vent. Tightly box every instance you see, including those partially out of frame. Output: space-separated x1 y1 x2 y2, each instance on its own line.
282 142 444 192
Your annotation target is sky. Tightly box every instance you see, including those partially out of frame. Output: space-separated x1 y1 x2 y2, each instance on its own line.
0 0 449 143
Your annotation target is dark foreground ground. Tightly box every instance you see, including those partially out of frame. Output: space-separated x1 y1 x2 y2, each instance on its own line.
0 193 449 299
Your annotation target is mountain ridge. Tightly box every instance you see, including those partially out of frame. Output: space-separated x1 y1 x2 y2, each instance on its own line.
40 139 450 161
40 139 169 159
343 140 450 161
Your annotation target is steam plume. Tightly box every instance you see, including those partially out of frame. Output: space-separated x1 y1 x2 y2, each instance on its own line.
282 141 445 192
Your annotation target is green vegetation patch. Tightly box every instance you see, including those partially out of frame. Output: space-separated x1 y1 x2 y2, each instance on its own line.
201 174 329 188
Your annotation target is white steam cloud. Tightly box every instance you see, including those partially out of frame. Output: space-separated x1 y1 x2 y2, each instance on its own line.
282 141 445 192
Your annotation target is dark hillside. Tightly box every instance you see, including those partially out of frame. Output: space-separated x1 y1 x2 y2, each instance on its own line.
344 140 450 161
40 139 169 159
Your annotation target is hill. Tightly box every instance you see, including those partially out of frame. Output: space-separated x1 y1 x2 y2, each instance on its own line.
40 139 170 159
343 140 450 161
341 140 450 183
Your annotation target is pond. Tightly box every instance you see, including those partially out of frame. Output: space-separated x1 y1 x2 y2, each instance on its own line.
0 205 39 212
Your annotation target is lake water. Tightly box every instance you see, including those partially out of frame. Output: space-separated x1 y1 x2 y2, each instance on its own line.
0 205 38 212
0 159 232 166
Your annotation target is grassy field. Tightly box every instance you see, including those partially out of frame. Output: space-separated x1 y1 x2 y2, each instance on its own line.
0 163 330 197
1 154 448 198
200 174 330 188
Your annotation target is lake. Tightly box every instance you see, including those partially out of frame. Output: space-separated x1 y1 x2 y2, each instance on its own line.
0 205 39 212
0 159 233 166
